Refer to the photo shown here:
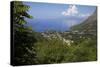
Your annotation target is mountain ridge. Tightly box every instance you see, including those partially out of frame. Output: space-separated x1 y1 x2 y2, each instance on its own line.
70 8 97 34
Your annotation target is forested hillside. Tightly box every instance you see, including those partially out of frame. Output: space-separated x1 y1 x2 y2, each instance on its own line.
71 8 97 34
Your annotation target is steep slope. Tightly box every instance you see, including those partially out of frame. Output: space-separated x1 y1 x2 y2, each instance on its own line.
71 8 97 34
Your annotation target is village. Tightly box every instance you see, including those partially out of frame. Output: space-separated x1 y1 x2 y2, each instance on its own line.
40 30 89 46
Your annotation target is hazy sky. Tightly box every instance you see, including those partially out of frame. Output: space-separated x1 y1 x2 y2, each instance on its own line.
23 2 96 32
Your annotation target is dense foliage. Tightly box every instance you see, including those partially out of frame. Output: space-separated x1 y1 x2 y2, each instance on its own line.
33 34 97 64
12 1 37 65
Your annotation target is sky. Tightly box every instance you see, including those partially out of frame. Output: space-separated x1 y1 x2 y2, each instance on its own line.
23 2 96 32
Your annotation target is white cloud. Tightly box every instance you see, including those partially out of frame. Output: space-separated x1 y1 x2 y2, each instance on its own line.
62 5 90 17
62 5 78 16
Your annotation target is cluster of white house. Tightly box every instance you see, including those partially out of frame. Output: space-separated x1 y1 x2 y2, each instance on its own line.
41 32 74 46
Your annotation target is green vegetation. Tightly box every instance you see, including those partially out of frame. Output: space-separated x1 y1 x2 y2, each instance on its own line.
33 33 97 64
12 1 97 65
12 1 37 65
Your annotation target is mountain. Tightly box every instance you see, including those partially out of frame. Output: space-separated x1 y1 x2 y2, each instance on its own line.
70 8 97 34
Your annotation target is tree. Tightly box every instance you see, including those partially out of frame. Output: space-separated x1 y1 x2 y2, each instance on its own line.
11 1 37 65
